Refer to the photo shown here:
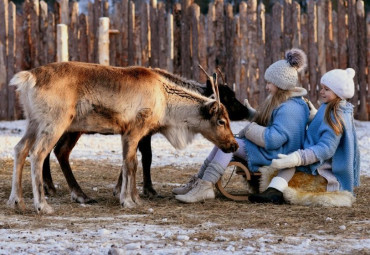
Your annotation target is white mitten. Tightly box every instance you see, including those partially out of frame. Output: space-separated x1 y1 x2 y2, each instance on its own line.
307 100 317 122
244 99 256 120
270 151 302 169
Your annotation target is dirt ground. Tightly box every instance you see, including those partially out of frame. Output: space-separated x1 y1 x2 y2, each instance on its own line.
0 159 369 253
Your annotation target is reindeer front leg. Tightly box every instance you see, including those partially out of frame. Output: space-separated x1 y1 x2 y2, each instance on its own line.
120 137 142 208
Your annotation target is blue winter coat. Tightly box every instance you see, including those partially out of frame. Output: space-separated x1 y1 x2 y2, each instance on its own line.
297 101 360 193
243 97 309 172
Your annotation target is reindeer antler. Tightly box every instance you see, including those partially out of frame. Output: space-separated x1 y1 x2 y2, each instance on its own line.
216 67 226 86
199 65 221 107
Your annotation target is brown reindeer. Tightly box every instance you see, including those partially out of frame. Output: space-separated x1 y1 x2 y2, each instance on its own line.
8 62 238 214
41 67 251 203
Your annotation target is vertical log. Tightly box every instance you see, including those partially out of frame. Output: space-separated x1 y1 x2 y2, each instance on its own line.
128 1 135 65
134 8 141 66
103 0 109 17
46 12 56 63
181 0 192 77
348 0 358 111
79 14 88 63
39 1 48 65
30 0 40 67
239 2 248 102
57 24 68 62
257 2 266 105
356 1 368 120
247 0 258 107
291 1 300 48
206 2 215 74
198 14 206 82
173 3 181 74
214 0 225 69
140 2 150 67
271 2 282 62
22 0 32 70
7 2 15 119
332 11 338 69
121 0 129 66
158 2 167 69
224 3 233 86
300 13 310 92
109 11 116 66
15 12 24 71
0 0 8 120
191 3 200 81
337 0 347 69
150 0 159 68
58 0 69 25
87 2 95 63
98 17 110 65
317 0 326 79
232 16 241 101
167 13 174 72
94 0 103 63
69 1 79 61
283 0 292 51
264 13 272 74
324 0 333 71
307 0 318 103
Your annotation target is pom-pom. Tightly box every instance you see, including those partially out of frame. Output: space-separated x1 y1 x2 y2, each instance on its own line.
345 68 355 79
285 48 307 72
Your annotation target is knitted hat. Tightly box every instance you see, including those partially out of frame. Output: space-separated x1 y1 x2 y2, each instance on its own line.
264 48 307 90
320 68 355 99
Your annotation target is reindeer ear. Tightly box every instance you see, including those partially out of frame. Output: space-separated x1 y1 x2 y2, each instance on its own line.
200 101 219 119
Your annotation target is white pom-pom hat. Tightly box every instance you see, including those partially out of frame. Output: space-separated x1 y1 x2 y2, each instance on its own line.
320 68 355 99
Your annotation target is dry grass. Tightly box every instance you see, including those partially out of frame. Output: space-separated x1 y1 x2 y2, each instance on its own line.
0 158 369 241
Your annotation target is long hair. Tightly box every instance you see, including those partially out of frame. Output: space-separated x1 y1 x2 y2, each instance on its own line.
325 97 344 135
253 88 292 126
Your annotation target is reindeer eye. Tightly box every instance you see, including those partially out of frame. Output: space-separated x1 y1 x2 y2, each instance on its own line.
209 94 216 99
217 119 226 126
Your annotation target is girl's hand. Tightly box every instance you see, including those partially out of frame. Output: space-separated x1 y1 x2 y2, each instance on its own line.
306 100 317 122
270 151 302 169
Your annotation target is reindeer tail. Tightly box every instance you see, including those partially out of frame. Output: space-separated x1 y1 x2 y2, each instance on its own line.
9 71 36 92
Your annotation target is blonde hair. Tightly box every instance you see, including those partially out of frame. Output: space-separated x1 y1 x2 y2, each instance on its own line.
325 97 344 135
253 88 292 126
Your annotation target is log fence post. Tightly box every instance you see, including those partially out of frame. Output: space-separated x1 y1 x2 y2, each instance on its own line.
57 24 68 62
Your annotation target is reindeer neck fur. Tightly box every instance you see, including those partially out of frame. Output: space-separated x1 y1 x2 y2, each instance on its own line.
159 80 213 150
153 68 207 94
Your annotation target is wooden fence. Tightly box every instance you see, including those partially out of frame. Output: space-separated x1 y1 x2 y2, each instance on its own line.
0 0 369 121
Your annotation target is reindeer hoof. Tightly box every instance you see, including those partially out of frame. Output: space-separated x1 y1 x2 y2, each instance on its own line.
121 200 136 208
143 187 158 198
36 203 54 214
7 197 26 211
71 191 97 204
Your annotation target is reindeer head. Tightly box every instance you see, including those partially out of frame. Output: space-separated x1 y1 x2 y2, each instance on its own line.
198 66 238 153
204 68 251 121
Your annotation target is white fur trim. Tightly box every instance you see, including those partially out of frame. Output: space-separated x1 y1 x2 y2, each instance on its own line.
268 176 288 192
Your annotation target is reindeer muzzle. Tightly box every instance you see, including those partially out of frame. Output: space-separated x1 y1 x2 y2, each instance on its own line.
220 140 238 153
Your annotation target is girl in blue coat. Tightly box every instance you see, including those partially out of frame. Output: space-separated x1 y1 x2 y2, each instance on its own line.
174 49 310 203
250 68 360 204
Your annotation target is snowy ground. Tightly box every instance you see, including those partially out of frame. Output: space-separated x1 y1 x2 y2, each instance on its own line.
0 120 369 254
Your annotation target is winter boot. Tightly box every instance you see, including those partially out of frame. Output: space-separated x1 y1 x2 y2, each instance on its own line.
248 187 285 204
172 175 199 195
175 179 215 203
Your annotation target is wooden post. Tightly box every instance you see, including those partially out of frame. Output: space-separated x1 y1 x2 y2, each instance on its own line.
0 0 8 120
158 2 167 69
356 1 368 120
47 12 56 64
214 0 225 69
57 24 68 62
180 0 192 77
30 0 40 68
127 1 135 66
283 0 292 51
225 3 234 86
348 0 358 112
140 2 150 67
58 0 69 25
7 1 16 120
367 12 370 118
207 2 215 74
190 3 199 81
291 1 300 48
239 2 248 102
307 0 318 103
257 2 266 105
39 1 48 66
317 0 326 79
332 11 338 69
198 14 207 82
232 16 241 101
79 13 88 63
167 13 174 72
247 0 258 107
337 0 347 69
150 0 159 68
271 2 283 62
324 1 333 71
173 3 181 74
98 17 110 65
300 13 310 93
69 1 79 62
